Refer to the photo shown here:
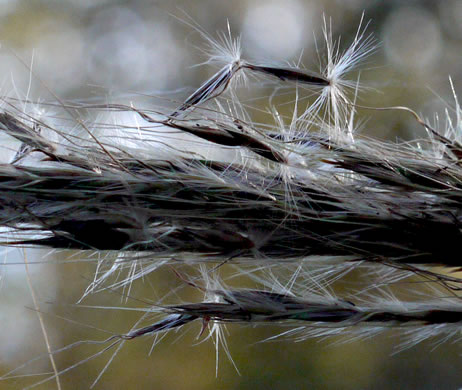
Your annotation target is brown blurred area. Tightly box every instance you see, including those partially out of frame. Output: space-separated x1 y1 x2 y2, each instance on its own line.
1 1 462 389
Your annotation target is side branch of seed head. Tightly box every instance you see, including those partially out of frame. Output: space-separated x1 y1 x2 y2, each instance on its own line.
123 290 462 341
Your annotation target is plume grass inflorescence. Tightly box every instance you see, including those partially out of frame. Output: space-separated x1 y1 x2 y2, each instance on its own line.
2 13 462 389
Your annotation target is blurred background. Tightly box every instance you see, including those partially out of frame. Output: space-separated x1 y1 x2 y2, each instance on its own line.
1 0 462 389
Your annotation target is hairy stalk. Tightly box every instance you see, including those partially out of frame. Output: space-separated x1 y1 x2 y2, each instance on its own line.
1 108 461 268
125 290 462 334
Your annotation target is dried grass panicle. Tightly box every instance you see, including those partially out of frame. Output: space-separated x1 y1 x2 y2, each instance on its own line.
127 289 462 335
3 14 462 387
2 105 462 266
